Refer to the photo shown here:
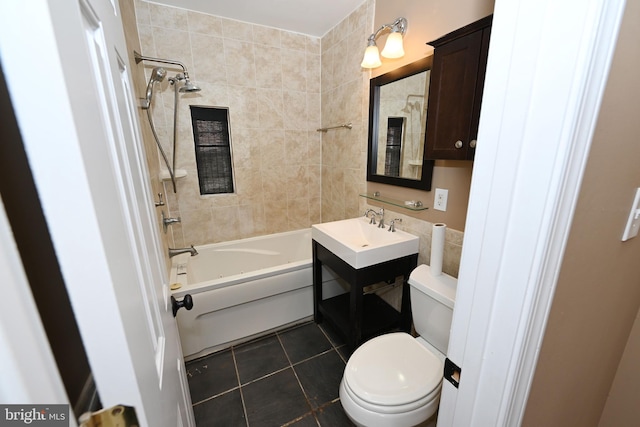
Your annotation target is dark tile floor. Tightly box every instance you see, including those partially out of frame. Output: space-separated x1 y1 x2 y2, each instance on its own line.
186 321 356 427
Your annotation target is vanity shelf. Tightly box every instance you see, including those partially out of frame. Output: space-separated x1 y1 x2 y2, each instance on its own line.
360 192 429 211
318 293 403 342
313 241 417 349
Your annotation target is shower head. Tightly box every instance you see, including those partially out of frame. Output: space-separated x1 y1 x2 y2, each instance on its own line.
142 67 166 109
179 78 201 93
134 51 202 98
172 71 201 93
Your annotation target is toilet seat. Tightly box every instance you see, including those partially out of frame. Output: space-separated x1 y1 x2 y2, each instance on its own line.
342 375 441 415
343 332 444 410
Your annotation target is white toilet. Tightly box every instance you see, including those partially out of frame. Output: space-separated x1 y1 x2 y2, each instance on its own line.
339 264 457 427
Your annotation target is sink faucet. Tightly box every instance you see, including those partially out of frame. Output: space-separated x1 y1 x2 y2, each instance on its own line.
364 209 377 225
168 245 198 258
388 218 402 232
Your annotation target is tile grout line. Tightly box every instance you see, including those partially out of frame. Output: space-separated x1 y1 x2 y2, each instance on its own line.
230 345 251 427
317 323 349 363
232 347 337 391
276 331 321 427
191 385 241 406
188 321 347 426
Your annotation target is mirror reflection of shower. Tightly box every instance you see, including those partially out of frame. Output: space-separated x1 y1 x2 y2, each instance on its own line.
134 51 201 192
400 94 424 179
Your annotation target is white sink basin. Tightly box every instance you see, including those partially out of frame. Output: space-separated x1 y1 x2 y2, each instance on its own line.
312 217 419 269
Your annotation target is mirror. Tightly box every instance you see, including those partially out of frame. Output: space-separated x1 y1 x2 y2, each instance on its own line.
367 56 434 190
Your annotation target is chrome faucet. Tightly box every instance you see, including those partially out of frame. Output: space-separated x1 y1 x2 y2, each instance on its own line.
364 209 378 225
376 208 385 229
168 245 198 258
388 218 402 232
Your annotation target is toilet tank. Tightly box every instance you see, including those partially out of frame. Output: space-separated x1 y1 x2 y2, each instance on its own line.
408 264 458 355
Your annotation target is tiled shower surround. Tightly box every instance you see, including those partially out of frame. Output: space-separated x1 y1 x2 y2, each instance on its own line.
129 0 463 277
134 0 323 246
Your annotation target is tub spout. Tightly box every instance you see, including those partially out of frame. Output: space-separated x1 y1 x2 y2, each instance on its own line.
169 245 198 258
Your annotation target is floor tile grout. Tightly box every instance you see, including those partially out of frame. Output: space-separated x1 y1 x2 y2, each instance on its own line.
191 385 241 406
277 332 320 426
188 320 353 426
230 347 250 427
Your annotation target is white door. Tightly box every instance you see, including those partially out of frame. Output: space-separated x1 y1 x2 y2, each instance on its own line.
437 0 626 426
0 1 194 426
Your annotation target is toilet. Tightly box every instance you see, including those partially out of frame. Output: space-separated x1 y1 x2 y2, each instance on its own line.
339 264 457 427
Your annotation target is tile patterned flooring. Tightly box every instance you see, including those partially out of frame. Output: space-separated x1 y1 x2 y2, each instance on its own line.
186 321 356 427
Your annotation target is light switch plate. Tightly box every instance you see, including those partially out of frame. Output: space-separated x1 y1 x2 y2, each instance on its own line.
621 188 640 241
434 188 448 212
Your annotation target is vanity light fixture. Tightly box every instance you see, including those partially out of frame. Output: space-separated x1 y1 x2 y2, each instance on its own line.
361 17 408 69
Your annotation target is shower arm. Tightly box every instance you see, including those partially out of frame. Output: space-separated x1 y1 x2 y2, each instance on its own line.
134 51 191 80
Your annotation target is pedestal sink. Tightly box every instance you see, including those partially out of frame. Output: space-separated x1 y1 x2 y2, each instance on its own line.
311 217 419 269
312 216 420 348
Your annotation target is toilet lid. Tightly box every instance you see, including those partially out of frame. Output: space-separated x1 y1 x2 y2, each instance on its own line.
344 332 443 407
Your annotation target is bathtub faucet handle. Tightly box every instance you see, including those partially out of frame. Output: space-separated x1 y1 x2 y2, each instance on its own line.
162 211 181 232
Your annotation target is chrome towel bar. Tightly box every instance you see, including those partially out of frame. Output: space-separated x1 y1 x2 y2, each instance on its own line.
316 122 353 132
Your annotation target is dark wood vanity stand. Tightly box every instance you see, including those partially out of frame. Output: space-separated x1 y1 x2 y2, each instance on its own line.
425 15 492 160
313 240 418 350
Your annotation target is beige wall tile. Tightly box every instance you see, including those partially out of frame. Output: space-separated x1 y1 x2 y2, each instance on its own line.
253 25 282 47
148 2 188 31
281 31 307 52
283 90 306 129
281 49 307 92
255 45 283 89
257 88 284 129
187 11 222 36
224 39 256 86
190 34 227 84
221 18 254 42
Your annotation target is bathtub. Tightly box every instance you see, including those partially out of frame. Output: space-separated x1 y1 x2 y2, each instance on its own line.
170 228 345 360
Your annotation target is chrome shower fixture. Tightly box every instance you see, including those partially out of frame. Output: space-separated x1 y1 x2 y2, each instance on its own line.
134 50 200 93
142 67 166 109
134 50 202 194
168 73 201 93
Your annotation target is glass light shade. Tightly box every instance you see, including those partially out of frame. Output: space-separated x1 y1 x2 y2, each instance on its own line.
361 45 382 68
381 32 405 58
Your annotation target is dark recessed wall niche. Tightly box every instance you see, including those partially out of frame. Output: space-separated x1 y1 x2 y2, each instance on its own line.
190 106 235 195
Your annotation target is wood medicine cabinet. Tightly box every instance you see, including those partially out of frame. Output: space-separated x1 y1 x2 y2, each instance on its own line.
425 15 492 160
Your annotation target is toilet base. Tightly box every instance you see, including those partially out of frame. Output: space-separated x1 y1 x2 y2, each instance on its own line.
339 379 440 427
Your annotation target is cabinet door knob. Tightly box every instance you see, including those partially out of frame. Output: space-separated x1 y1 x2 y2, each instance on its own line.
469 139 477 148
454 140 463 149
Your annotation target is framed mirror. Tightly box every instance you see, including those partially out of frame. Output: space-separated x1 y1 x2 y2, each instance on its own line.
366 56 434 190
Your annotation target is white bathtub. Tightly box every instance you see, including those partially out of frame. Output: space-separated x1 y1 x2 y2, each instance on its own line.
170 228 344 360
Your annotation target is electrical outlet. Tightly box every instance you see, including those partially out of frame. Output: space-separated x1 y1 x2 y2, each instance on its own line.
434 188 448 211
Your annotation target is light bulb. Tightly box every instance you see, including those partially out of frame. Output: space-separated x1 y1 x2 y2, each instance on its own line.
361 44 382 69
381 32 405 59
